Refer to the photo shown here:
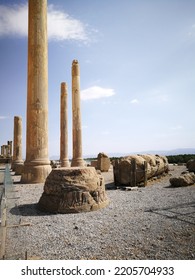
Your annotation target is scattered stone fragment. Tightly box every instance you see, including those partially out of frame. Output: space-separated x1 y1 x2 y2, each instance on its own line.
186 159 195 172
169 172 195 187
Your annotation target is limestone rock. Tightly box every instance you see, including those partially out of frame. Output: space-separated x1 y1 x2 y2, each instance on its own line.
186 159 195 172
38 167 109 213
97 152 110 172
170 172 195 187
113 154 169 186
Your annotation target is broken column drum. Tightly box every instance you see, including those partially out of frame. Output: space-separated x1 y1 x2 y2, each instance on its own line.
71 60 85 167
12 116 24 174
60 82 70 167
38 167 109 213
21 0 51 183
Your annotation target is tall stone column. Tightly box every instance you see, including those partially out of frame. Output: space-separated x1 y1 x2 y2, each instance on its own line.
7 141 12 157
2 145 6 157
12 116 24 174
71 60 85 167
22 0 51 183
60 82 70 167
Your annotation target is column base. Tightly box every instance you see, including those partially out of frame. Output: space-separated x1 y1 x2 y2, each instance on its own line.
60 159 70 167
71 158 86 167
38 167 109 213
12 163 24 175
21 161 52 183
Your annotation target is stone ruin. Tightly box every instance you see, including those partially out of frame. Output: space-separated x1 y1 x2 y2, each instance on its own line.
38 60 109 213
0 141 12 162
97 152 111 172
113 154 169 186
186 159 195 172
90 152 111 172
38 167 109 213
169 159 195 187
9 0 109 213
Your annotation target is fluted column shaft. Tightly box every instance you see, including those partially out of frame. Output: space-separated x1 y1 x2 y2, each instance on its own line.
71 60 84 167
60 82 69 167
22 0 51 183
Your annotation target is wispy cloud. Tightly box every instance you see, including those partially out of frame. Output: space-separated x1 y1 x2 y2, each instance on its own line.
82 125 88 129
81 86 116 100
188 24 195 39
101 131 110 135
149 89 169 103
0 116 8 120
0 3 89 42
170 125 183 130
48 5 88 42
0 4 27 37
130 99 139 104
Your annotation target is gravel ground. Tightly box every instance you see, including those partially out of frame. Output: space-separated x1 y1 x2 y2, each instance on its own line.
2 165 195 260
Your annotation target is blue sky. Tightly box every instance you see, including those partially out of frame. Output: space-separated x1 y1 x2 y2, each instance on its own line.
0 0 195 158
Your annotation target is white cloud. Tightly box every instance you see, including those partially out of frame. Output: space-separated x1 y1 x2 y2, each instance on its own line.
149 89 169 103
188 24 195 39
130 99 139 104
0 3 89 42
48 5 88 42
170 125 183 130
101 131 110 135
0 4 27 37
82 125 88 129
0 116 8 120
81 86 116 100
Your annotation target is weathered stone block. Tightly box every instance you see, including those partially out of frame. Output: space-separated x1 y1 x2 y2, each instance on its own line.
113 154 169 186
170 172 195 187
97 153 110 172
38 167 109 213
186 159 195 172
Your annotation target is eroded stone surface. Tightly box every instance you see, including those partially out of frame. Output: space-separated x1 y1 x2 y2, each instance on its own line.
170 172 195 187
97 153 111 172
38 167 109 213
186 159 195 172
114 154 169 186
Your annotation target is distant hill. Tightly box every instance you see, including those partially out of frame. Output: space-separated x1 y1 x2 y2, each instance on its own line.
50 148 195 160
84 148 195 159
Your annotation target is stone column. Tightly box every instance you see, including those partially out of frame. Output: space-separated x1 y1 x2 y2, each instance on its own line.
60 82 70 167
71 60 85 167
22 0 51 183
7 141 12 157
2 145 6 157
12 116 24 174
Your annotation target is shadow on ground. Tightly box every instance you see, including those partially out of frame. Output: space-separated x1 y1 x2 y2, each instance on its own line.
10 203 53 217
145 201 195 226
